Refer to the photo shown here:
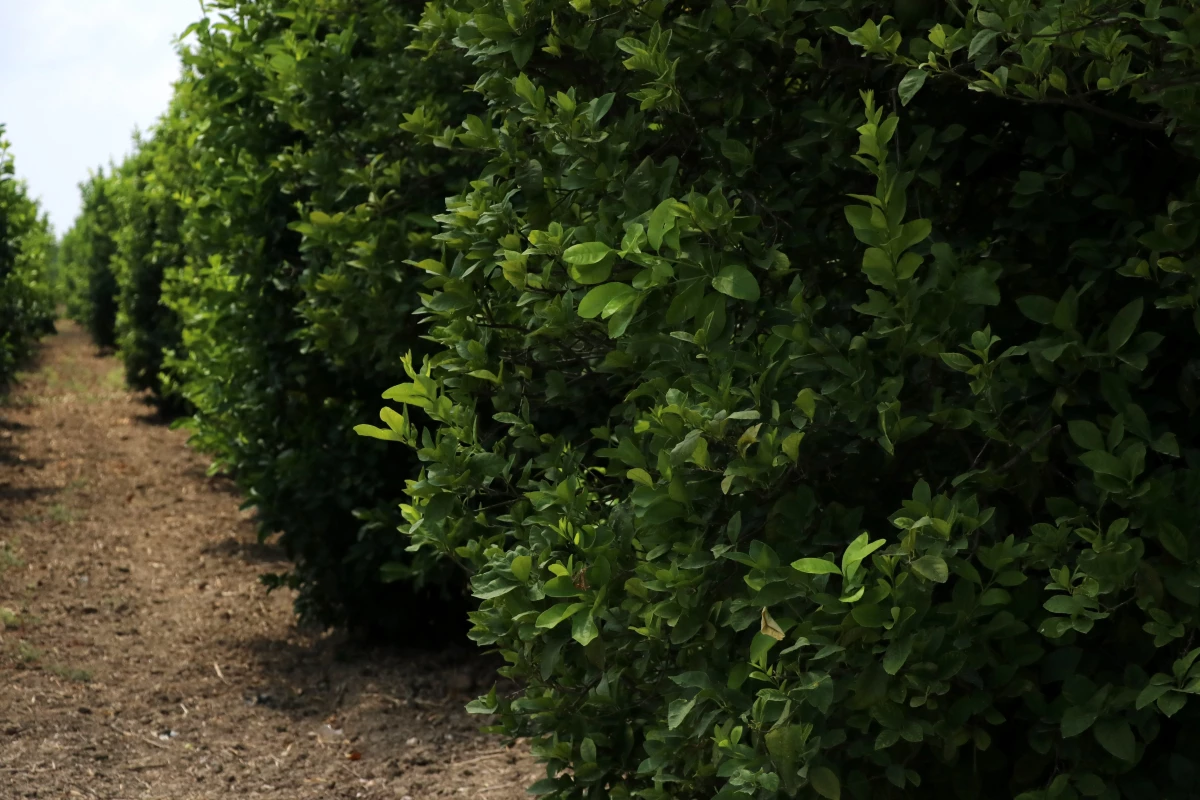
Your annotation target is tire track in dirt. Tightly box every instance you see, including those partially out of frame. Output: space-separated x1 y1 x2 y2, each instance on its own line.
0 321 535 799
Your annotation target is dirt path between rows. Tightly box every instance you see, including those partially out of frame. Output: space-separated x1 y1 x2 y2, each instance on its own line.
0 321 536 799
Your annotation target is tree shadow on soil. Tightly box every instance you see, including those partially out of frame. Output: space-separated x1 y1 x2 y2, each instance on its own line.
131 393 192 428
201 534 288 566
180 463 243 496
237 631 508 725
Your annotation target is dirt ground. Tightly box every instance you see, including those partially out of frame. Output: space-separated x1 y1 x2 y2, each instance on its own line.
0 321 537 799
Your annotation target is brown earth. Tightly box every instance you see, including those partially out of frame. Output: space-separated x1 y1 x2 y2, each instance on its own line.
0 321 537 799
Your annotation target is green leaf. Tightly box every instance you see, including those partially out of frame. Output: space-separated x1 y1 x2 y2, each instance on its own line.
781 431 804 461
883 636 914 675
940 352 974 372
910 555 948 583
1013 171 1045 195
898 69 927 106
648 199 676 251
1017 295 1056 324
511 555 532 582
354 424 401 442
792 558 841 575
667 695 696 730
750 632 778 666
563 242 613 265
968 29 998 60
1136 682 1171 710
711 265 760 302
1093 719 1135 761
535 602 586 630
1107 298 1144 352
1158 692 1187 717
842 534 885 575
1061 706 1098 738
578 282 635 319
810 766 841 800
765 725 808 794
895 219 932 252
851 603 888 627
1158 522 1188 561
1068 420 1106 452
568 259 613 285
1053 287 1078 331
1080 450 1127 478
720 138 752 167
626 468 655 487
572 610 599 645
956 265 1000 305
795 388 817 419
543 575 583 597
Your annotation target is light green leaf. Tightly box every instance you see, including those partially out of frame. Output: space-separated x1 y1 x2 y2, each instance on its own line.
511 555 532 583
910 555 948 583
572 610 599 645
842 533 885 575
626 468 654 487
563 241 613 265
781 431 804 462
535 602 586 630
711 265 760 302
353 424 401 442
792 558 841 575
648 199 676 251
898 69 927 106
895 219 932 252
795 388 818 419
568 259 613 285
578 282 635 319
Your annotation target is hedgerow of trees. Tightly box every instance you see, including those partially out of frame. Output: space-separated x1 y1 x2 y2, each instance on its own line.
0 125 54 386
59 1 484 635
60 0 1200 798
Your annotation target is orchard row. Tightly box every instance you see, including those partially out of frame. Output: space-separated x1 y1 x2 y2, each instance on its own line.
0 127 54 387
57 1 1200 798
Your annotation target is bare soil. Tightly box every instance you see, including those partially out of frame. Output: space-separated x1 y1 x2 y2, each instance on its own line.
0 321 536 799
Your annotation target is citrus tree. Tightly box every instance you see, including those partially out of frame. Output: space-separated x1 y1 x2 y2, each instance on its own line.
362 0 1200 797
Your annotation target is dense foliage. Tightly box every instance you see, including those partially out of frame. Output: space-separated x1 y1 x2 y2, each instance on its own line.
63 0 1200 796
61 0 484 634
107 123 190 408
60 171 121 349
356 0 1200 798
0 126 54 386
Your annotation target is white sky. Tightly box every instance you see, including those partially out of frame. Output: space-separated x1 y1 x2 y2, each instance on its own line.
0 0 205 235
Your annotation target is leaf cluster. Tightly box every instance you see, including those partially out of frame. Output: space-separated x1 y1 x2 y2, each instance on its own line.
360 0 1200 798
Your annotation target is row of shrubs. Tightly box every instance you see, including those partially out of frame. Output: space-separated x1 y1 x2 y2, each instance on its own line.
0 126 54 387
58 1 478 636
61 0 1200 797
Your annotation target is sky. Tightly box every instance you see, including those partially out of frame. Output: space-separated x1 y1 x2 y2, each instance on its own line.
0 0 205 235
